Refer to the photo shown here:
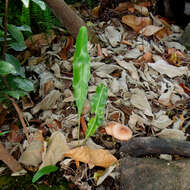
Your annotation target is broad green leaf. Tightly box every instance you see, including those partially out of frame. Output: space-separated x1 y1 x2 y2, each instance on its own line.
9 41 26 51
32 0 46 10
0 60 17 75
20 0 30 7
6 54 25 77
84 83 108 142
32 165 58 183
7 76 34 92
3 90 27 99
7 24 26 51
17 25 32 33
72 26 91 117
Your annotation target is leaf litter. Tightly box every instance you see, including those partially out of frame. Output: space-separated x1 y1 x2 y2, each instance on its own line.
1 1 190 189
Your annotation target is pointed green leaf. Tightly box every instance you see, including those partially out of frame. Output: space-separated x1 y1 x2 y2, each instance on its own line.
72 26 91 116
32 165 58 183
85 83 108 141
0 60 17 75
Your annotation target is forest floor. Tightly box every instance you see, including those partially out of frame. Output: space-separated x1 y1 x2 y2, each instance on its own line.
1 1 190 190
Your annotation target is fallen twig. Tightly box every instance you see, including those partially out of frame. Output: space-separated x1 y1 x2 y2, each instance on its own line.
0 142 23 172
120 137 190 157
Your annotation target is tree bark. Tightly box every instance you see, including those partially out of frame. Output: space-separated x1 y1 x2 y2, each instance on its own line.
44 0 86 38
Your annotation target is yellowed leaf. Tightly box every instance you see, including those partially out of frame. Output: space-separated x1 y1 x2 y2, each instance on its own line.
122 15 152 32
65 146 117 168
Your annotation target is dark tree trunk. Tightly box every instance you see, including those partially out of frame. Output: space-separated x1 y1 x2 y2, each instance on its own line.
44 0 86 38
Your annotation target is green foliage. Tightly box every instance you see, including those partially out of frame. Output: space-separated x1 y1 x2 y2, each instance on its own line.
0 61 17 75
32 165 58 183
7 24 27 51
0 56 34 102
72 26 108 142
0 131 9 136
73 26 91 116
72 26 91 140
84 83 108 142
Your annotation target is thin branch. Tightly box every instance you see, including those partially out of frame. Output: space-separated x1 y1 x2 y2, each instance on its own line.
2 0 9 60
8 97 30 144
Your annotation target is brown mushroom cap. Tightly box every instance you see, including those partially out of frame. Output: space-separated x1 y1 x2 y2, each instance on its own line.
105 122 132 141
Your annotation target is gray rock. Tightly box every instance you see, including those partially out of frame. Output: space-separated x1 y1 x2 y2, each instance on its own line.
120 157 190 190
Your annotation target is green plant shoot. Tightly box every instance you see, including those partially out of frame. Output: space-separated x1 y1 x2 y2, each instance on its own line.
72 26 91 140
32 165 58 183
84 83 108 143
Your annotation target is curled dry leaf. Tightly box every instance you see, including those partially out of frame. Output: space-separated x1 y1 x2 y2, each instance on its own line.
122 15 152 32
64 146 117 168
105 122 132 141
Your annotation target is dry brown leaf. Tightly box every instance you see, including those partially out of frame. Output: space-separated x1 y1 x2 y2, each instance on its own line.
65 146 117 168
134 4 149 16
58 36 74 59
140 25 162 36
114 2 131 12
25 30 56 51
122 15 152 32
140 51 152 62
7 124 23 143
19 130 44 167
155 27 171 40
40 131 70 169
91 5 100 18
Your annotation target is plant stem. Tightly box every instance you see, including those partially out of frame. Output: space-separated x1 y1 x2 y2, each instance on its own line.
78 115 81 144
